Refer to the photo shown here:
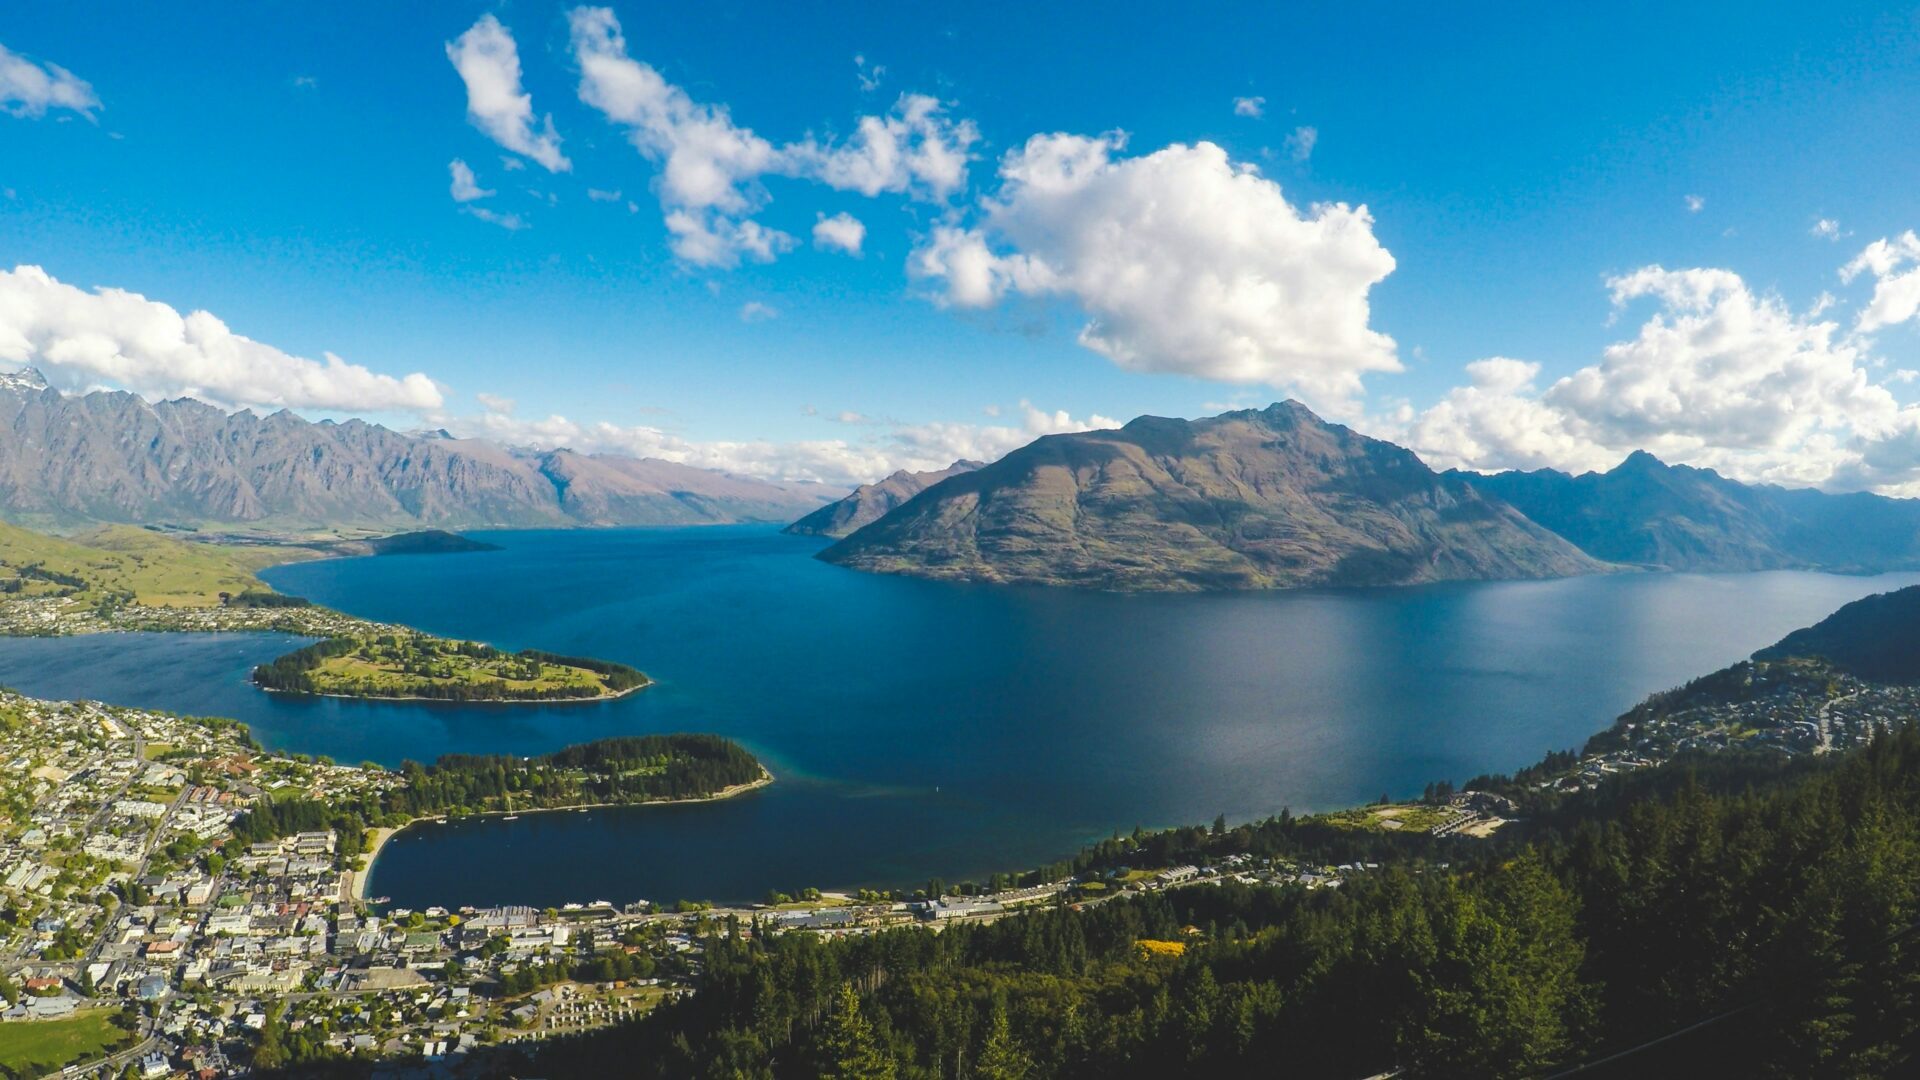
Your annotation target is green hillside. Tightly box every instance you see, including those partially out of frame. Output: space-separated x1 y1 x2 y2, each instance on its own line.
0 521 309 608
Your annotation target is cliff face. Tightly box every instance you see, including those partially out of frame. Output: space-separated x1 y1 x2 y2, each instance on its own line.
1460 452 1920 572
785 460 984 538
0 372 837 530
821 402 1606 591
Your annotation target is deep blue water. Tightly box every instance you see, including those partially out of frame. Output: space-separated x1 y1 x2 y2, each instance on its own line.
0 526 1912 908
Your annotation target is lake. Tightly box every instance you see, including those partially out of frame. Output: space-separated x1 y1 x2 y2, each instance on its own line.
0 526 1909 908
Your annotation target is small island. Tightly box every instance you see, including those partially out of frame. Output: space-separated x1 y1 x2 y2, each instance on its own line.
251 632 650 702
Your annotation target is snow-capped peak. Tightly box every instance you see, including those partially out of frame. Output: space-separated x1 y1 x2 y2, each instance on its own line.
0 367 50 395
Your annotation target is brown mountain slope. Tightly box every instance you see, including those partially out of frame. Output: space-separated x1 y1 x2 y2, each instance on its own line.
0 370 837 530
785 460 985 538
820 402 1608 591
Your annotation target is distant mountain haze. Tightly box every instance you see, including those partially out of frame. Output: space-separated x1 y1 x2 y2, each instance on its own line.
0 370 839 530
784 460 985 538
1458 451 1920 573
820 401 1606 591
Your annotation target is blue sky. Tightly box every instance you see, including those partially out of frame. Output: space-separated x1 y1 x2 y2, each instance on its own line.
7 2 1920 489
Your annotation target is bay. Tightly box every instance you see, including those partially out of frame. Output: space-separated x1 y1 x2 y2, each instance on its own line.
0 525 1909 908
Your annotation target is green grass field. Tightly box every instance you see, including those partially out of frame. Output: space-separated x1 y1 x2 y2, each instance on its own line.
0 1009 136 1078
1315 803 1458 833
0 520 311 608
305 637 613 698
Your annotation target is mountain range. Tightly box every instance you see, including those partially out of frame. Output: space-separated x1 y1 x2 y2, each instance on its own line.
1457 452 1920 573
819 401 1605 590
784 459 983 538
0 369 838 532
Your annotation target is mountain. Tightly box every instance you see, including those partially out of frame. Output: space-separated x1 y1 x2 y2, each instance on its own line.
1457 451 1920 572
1754 584 1920 683
0 371 839 531
819 402 1606 591
784 460 984 538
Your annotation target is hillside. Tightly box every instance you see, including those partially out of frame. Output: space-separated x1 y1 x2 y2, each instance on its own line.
1754 584 1920 682
0 371 838 531
0 521 303 608
1459 451 1920 572
785 459 983 538
821 402 1606 591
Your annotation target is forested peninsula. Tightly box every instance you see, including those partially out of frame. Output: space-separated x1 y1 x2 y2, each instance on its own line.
231 734 770 862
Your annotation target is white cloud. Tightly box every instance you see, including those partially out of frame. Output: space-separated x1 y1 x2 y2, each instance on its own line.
738 301 778 322
1401 264 1920 491
911 132 1399 405
448 159 493 203
569 6 785 266
1841 231 1920 335
586 187 623 202
1284 125 1318 162
790 93 978 200
1232 96 1265 118
464 206 527 231
474 392 516 414
568 8 974 267
1685 194 1705 213
1812 217 1842 240
855 54 885 93
446 15 571 173
0 42 98 120
0 265 442 413
455 396 1117 486
812 211 866 255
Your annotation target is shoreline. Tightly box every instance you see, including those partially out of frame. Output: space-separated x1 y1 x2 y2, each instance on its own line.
354 768 775 901
349 827 399 902
256 676 652 706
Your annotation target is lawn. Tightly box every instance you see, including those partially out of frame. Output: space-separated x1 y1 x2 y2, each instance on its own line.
1316 803 1459 833
0 1008 136 1078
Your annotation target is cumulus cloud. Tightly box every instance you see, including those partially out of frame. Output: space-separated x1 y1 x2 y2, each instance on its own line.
1400 264 1920 491
1812 218 1842 240
1685 194 1705 213
855 54 885 93
1283 125 1318 162
455 396 1117 486
911 132 1399 405
586 187 622 202
446 15 571 173
1841 231 1920 335
567 8 973 267
448 159 493 203
791 93 978 200
0 42 98 120
569 6 786 265
1232 96 1265 118
812 211 866 255
0 265 442 413
738 301 778 322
